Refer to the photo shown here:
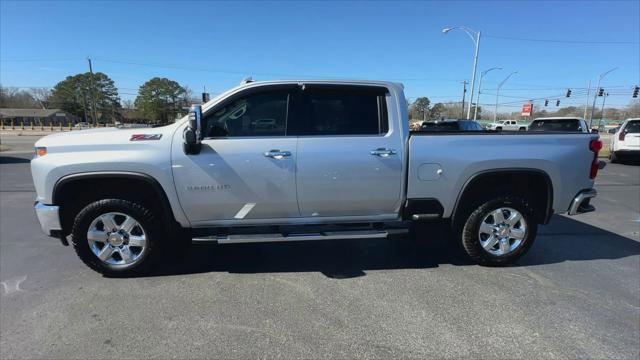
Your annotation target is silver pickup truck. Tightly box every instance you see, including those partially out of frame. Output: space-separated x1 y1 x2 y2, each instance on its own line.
31 79 603 276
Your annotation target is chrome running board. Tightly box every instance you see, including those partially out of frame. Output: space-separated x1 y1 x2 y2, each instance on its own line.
192 229 408 244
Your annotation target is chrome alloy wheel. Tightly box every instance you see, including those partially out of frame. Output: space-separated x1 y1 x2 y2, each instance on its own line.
478 207 527 256
87 212 147 266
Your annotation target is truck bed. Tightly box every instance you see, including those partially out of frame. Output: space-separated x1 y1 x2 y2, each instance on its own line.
407 132 599 218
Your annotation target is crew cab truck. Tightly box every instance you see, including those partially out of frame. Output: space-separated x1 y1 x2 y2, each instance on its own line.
32 80 603 276
485 120 527 131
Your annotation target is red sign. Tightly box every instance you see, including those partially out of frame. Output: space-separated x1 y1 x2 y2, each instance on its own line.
522 103 533 116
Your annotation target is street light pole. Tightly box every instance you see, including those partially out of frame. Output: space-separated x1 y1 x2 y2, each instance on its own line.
494 71 517 122
474 67 502 120
442 26 480 119
589 67 617 128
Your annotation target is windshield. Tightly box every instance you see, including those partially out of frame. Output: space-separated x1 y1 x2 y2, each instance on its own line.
530 119 583 132
624 120 640 133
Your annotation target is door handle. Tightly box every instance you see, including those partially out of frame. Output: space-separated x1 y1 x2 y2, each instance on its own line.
264 149 292 159
370 148 397 157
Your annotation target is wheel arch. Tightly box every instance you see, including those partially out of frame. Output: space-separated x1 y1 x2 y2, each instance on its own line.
451 168 554 228
53 171 179 235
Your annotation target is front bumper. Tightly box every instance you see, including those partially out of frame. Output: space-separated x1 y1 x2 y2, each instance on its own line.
567 189 597 216
34 202 62 236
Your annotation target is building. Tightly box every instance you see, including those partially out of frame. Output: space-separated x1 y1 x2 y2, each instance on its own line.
0 108 80 126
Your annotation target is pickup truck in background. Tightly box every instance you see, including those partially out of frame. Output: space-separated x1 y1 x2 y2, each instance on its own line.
529 117 593 133
485 120 528 131
31 79 603 276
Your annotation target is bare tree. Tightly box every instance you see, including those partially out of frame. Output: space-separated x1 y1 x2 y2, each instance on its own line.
29 87 52 109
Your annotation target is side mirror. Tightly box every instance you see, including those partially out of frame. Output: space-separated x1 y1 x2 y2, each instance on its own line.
183 104 202 155
591 129 599 134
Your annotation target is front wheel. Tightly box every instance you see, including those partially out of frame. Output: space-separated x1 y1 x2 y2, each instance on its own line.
459 196 537 266
71 199 162 277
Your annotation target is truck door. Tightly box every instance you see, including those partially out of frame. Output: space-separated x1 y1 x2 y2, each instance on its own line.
292 85 403 218
172 85 299 224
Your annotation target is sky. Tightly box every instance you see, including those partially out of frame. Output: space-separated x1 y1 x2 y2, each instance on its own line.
1 0 639 113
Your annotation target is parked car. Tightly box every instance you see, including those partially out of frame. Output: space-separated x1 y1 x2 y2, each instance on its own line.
607 126 621 134
610 118 640 163
485 120 527 131
419 119 484 132
32 79 603 276
529 117 592 133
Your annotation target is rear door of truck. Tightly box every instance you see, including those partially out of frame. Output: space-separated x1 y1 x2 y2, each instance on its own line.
292 84 403 218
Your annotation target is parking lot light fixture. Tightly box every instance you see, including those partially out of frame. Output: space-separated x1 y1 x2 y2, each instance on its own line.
475 67 502 120
494 71 518 121
442 26 481 120
589 67 618 128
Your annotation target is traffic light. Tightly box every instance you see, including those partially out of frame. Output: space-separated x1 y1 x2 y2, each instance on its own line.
633 86 639 98
556 100 560 106
566 89 572 97
544 99 549 106
598 88 605 96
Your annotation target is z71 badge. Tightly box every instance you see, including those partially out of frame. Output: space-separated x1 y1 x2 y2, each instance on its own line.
130 134 162 141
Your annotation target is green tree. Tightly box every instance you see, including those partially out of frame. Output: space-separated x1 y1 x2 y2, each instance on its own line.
134 77 188 124
429 103 446 119
49 72 120 123
410 97 431 120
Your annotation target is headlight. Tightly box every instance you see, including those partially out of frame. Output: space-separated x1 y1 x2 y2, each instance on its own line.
35 147 47 157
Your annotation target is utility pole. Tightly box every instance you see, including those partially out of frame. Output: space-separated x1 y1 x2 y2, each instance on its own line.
87 57 99 127
81 92 88 123
460 80 468 119
597 92 609 130
583 80 591 119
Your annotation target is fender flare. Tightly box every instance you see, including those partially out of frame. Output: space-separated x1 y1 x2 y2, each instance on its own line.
53 171 179 226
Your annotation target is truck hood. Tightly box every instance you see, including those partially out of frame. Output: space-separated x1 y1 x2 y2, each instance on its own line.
34 122 183 151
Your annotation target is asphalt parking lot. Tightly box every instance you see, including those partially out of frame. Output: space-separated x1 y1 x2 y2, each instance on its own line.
1 136 639 359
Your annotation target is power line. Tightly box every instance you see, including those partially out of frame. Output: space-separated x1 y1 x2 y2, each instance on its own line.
484 34 639 45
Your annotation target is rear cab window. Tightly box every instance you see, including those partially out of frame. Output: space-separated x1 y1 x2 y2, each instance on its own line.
530 119 583 132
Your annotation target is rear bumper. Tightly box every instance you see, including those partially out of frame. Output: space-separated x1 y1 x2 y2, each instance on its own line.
614 149 640 155
34 202 62 236
567 189 597 216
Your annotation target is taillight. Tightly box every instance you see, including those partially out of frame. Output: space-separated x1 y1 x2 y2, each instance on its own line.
619 131 626 141
589 139 602 179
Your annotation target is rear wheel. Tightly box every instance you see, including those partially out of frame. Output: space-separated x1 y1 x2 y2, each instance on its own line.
610 151 619 163
71 199 161 276
459 196 537 266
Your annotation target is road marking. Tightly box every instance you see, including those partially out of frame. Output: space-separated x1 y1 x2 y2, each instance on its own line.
1 275 27 295
234 203 256 219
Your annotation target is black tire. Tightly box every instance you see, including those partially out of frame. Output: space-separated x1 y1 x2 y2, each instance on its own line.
610 151 619 163
459 196 537 266
496 127 502 131
519 127 526 131
71 199 162 277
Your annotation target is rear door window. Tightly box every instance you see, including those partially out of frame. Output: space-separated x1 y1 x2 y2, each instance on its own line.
293 85 388 136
